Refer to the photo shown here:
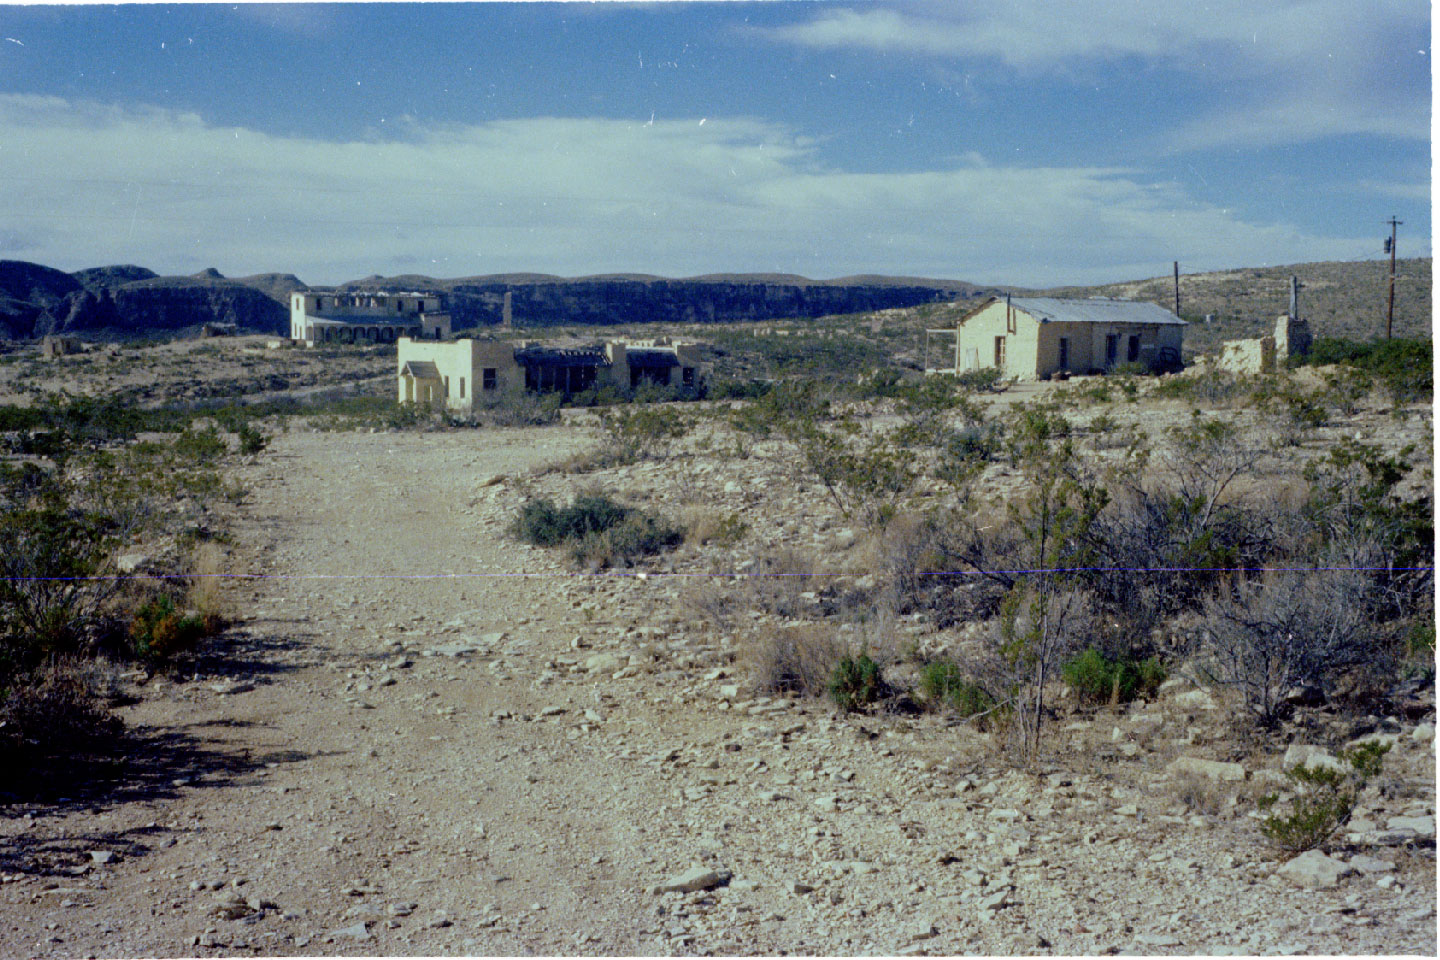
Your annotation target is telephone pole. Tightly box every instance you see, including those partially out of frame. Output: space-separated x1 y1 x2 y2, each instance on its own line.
1173 261 1181 316
1386 217 1401 339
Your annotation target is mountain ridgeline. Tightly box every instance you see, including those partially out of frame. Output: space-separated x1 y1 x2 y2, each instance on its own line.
0 260 987 341
1 258 1430 343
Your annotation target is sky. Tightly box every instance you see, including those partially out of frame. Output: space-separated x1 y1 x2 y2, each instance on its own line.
0 1 1430 287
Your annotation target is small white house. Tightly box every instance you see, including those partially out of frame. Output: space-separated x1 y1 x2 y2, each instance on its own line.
926 296 1185 380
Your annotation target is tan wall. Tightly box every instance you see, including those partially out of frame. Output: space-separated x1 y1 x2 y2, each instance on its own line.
957 301 1040 379
1217 335 1276 374
397 337 524 411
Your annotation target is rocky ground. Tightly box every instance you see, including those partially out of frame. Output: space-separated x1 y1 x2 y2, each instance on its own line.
0 392 1435 957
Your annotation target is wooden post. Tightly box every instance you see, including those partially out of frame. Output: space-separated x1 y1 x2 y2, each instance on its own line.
1386 218 1401 339
1173 261 1181 316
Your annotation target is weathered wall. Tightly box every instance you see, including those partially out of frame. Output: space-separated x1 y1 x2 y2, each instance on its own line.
957 301 1040 379
1217 335 1276 374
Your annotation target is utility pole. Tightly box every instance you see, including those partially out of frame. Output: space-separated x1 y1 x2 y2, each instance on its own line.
1289 275 1303 318
1173 261 1181 316
1385 217 1401 339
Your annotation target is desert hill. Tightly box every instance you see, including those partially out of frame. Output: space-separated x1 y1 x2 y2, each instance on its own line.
1037 258 1432 350
0 258 1429 343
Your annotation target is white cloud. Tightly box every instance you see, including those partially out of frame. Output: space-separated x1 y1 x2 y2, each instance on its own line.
0 95 1385 286
765 2 1431 149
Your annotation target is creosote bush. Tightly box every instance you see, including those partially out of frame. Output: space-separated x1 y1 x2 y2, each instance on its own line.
1257 742 1390 853
1061 649 1166 706
744 624 841 698
513 493 681 568
918 660 997 724
828 653 888 711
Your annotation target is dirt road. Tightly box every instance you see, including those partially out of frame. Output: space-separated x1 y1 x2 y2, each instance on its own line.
1 425 1434 956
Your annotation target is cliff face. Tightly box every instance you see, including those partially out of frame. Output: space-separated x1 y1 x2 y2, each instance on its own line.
372 275 988 329
0 262 290 339
1 260 984 341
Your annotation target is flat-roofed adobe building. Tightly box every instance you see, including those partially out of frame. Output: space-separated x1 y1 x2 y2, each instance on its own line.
926 296 1185 380
290 290 451 346
397 336 708 410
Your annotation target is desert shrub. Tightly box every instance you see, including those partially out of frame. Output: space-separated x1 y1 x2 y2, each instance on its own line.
919 660 997 722
1198 564 1376 725
954 367 1005 392
682 508 749 548
596 405 691 463
0 658 124 773
128 594 212 662
474 390 562 427
571 512 683 568
1299 337 1431 405
709 378 773 401
828 653 888 711
235 422 269 455
1256 743 1390 852
1061 649 1166 705
0 477 117 674
513 493 680 567
745 624 842 697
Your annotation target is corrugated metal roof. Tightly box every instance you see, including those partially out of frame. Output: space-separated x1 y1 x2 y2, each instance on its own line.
1007 297 1186 326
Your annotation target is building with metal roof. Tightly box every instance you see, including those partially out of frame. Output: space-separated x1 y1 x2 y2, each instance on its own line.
926 296 1185 380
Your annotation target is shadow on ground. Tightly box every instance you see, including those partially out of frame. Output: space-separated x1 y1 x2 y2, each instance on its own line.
0 721 334 876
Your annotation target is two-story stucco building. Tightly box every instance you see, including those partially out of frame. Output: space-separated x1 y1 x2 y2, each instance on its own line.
926 296 1185 380
290 290 451 346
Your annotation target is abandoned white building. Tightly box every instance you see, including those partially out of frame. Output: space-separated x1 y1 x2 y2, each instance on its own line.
290 290 451 346
397 336 709 409
926 296 1185 380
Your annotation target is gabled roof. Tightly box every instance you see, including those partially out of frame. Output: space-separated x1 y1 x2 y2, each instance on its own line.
401 360 442 379
962 296 1186 326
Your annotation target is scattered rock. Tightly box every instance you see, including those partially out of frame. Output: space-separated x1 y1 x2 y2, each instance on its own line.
584 653 625 674
327 921 373 941
1385 815 1435 838
655 867 730 894
1348 854 1395 874
1275 850 1353 889
1282 745 1346 774
1167 756 1245 781
87 850 116 865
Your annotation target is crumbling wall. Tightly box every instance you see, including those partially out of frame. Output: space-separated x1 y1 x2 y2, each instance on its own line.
1217 335 1275 375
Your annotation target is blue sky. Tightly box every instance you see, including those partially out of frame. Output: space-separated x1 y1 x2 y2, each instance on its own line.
0 2 1429 286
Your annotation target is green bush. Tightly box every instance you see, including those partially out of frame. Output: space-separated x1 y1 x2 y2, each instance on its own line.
828 653 887 711
513 493 681 568
235 423 269 455
919 661 996 721
1257 743 1389 852
128 594 214 662
1061 649 1166 705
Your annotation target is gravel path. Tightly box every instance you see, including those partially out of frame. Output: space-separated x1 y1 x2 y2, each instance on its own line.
1 426 1434 957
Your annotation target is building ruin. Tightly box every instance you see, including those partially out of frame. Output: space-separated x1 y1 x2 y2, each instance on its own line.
397 336 708 410
290 290 451 346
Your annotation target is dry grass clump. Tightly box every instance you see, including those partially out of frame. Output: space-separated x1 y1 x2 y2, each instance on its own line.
741 623 843 698
681 506 749 549
187 541 234 624
1168 772 1231 816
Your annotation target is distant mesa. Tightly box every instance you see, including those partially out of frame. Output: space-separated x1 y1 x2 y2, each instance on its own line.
192 267 226 280
71 265 159 290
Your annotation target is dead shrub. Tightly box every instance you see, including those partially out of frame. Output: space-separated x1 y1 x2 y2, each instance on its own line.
681 506 749 548
742 623 843 698
0 657 123 772
1168 771 1229 816
741 547 817 619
